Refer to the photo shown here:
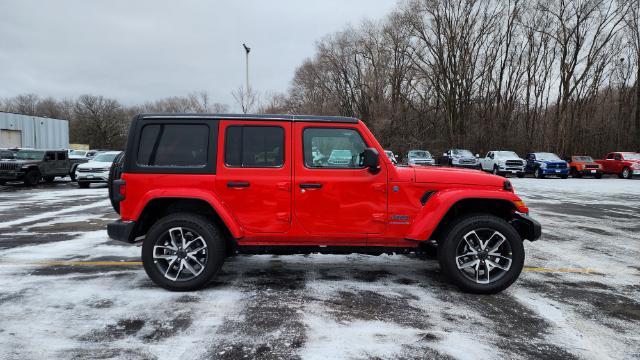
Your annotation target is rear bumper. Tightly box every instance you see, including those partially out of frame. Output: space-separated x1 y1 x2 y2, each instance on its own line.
511 213 542 241
107 220 136 243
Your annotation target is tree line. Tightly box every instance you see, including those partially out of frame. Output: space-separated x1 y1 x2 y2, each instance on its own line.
263 0 640 158
2 0 639 158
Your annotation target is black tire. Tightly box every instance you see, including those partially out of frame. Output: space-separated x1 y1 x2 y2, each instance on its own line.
23 169 41 186
570 168 581 178
44 176 55 183
621 167 632 180
560 174 568 179
70 165 78 182
534 167 545 179
142 213 226 291
595 172 602 179
78 182 90 188
492 166 500 176
108 152 125 214
516 172 525 178
438 214 524 294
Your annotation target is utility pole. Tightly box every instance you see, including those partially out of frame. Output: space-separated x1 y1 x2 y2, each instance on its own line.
243 43 251 91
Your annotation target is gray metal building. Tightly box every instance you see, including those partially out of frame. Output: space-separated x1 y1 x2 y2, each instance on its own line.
0 111 69 149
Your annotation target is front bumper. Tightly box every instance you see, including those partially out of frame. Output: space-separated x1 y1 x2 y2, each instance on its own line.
541 168 569 175
578 168 602 175
510 213 542 241
76 171 109 183
452 163 480 169
107 220 136 243
498 166 525 174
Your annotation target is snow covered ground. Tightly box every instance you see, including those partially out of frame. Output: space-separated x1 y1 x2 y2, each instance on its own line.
0 178 639 359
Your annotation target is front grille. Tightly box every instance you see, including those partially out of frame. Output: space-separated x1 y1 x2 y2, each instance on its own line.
547 163 567 169
459 159 476 164
0 163 19 171
78 168 107 172
585 165 599 169
505 160 523 166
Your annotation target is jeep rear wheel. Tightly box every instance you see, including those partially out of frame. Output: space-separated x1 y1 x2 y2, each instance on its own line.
438 214 524 294
23 169 41 186
142 213 226 291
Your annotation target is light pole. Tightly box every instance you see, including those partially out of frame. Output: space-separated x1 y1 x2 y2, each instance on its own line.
243 43 251 91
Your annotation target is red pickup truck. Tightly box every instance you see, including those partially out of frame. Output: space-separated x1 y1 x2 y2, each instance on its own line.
107 114 540 294
595 152 640 179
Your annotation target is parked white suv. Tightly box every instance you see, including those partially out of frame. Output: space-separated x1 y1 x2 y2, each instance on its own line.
75 151 122 188
480 151 526 177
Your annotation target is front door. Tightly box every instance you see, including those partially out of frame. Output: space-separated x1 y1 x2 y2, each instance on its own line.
293 123 387 237
215 120 292 234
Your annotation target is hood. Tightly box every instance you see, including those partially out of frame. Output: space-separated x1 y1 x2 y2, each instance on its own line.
412 166 504 187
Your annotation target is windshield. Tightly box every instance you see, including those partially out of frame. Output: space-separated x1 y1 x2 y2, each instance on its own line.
409 151 431 158
70 150 87 156
92 153 118 162
15 150 45 160
452 149 473 157
574 156 594 162
623 153 640 160
536 152 561 161
0 150 15 159
495 151 519 159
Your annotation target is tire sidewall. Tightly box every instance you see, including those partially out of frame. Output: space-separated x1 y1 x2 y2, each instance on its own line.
24 169 40 186
142 213 225 291
438 214 525 294
622 167 631 179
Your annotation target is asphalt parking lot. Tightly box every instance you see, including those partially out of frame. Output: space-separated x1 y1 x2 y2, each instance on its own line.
0 177 639 360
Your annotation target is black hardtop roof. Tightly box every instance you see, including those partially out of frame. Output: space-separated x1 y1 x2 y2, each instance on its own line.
136 113 359 124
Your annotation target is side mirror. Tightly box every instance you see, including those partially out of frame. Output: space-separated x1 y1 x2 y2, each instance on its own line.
361 148 380 173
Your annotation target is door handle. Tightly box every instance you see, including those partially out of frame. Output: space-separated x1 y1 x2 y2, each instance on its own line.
299 183 322 189
227 181 250 188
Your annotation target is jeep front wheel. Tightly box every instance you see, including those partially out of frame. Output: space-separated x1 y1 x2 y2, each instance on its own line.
142 213 226 291
438 214 524 294
23 169 41 186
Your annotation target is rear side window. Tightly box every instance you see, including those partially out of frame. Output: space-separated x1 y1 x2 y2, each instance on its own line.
57 151 66 160
224 126 284 167
137 124 209 167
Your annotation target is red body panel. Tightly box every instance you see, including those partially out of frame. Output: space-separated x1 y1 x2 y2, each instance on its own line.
119 119 527 248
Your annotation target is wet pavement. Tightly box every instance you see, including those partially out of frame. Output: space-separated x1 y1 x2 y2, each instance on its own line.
0 177 639 359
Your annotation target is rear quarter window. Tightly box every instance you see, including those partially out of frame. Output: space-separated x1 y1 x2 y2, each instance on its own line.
137 124 209 167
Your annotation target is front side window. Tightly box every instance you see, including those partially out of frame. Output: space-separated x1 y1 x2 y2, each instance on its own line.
45 152 56 161
57 151 67 160
303 128 367 169
225 126 284 168
137 124 209 167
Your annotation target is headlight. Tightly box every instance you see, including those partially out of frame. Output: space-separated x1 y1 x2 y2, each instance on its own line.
540 162 547 168
632 163 640 169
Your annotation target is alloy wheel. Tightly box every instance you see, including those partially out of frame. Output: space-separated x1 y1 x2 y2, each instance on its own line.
153 226 208 282
455 229 512 284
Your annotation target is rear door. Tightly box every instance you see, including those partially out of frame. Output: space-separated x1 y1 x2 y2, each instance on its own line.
215 120 292 234
56 151 68 175
43 151 56 175
292 123 387 238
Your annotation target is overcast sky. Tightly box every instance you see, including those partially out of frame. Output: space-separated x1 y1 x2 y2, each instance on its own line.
0 0 397 110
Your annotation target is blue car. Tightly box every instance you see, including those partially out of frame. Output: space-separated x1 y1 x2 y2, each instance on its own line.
525 152 569 179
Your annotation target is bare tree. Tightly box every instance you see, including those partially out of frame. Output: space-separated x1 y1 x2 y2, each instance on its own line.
232 86 259 114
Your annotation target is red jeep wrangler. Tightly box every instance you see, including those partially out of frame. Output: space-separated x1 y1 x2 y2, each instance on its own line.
107 114 540 294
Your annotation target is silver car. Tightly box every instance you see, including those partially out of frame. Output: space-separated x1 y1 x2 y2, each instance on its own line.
75 151 121 188
407 150 435 166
